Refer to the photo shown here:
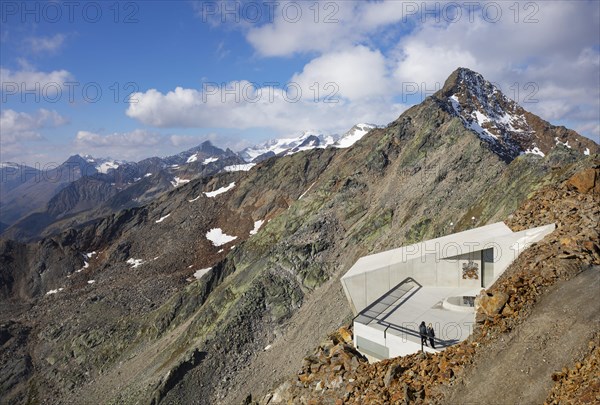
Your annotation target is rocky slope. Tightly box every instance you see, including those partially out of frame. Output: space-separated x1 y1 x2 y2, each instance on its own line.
0 68 597 405
257 164 600 404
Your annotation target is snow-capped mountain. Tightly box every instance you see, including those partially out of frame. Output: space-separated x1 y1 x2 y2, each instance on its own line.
439 68 598 162
82 155 126 174
239 124 377 163
239 131 335 163
333 123 378 149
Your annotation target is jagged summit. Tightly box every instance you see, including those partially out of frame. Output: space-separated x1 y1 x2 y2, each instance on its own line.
436 67 598 162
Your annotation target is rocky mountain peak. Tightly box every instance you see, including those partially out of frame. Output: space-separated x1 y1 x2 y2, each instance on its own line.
436 68 598 162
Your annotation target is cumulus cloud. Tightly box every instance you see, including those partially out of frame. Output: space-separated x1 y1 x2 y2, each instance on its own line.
126 80 405 135
169 134 203 147
0 108 68 144
244 1 412 57
291 46 391 101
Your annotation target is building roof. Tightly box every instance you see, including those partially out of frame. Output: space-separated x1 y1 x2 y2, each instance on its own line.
342 222 513 279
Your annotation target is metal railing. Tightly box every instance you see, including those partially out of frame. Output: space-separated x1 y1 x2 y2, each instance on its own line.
354 277 460 353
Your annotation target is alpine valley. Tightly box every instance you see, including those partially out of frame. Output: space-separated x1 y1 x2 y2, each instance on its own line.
1 68 598 405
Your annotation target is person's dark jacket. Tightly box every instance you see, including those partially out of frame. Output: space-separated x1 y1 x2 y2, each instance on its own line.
419 322 427 336
427 326 435 338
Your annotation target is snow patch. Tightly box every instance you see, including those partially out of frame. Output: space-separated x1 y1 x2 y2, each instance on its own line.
206 228 237 246
187 153 199 163
203 157 219 164
584 148 590 156
249 220 264 235
76 261 89 273
555 137 572 149
223 163 255 172
155 213 171 223
449 95 461 114
126 258 144 268
144 173 152 177
98 161 120 174
204 182 236 198
87 280 95 284
524 147 545 157
194 267 212 279
46 287 64 295
188 195 201 202
171 177 191 187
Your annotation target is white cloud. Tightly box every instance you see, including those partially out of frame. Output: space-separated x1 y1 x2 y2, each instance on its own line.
244 1 411 57
291 46 391 101
26 34 66 53
245 1 355 56
126 81 405 135
0 108 68 144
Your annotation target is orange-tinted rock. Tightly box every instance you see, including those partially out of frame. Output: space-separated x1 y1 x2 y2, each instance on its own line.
566 168 598 194
475 290 509 316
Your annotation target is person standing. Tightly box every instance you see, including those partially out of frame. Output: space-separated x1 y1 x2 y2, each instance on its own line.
427 323 436 349
419 321 428 347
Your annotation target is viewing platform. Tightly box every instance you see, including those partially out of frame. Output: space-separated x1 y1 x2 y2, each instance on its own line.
342 222 555 361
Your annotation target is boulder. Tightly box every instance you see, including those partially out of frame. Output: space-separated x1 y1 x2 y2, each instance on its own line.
384 363 407 388
475 290 509 317
566 168 599 194
338 326 353 344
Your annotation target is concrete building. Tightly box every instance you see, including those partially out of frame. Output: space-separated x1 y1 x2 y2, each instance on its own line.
341 221 555 361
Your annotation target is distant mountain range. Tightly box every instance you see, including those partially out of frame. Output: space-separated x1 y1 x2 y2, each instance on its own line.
0 124 378 240
238 123 377 162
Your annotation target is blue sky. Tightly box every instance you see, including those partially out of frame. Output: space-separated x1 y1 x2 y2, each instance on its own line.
1 0 599 165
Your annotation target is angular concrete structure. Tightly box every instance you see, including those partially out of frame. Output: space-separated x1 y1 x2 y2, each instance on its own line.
341 222 555 361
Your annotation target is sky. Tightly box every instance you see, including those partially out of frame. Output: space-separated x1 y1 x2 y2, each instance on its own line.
1 0 599 165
